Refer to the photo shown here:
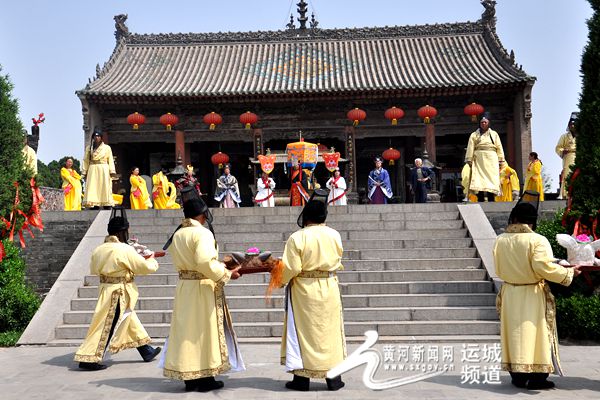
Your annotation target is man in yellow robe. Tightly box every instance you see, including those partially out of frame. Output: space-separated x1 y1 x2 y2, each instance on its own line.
162 192 243 392
74 208 161 370
23 135 38 177
82 130 115 209
555 113 577 199
495 160 520 202
523 152 544 202
465 113 505 202
494 202 581 389
152 170 180 209
280 189 346 391
61 158 82 211
130 167 152 210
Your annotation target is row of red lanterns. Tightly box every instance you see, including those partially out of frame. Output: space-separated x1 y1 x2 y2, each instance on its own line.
127 111 259 131
128 103 484 131
348 103 485 126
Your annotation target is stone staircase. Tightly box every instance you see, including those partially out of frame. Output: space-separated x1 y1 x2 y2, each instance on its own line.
51 204 499 345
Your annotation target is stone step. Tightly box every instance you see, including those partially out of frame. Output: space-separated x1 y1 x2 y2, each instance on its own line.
54 320 500 339
139 238 475 252
129 219 464 234
151 258 482 271
84 267 485 286
64 306 499 325
127 211 462 226
71 292 497 311
78 278 492 299
134 228 470 244
149 248 478 264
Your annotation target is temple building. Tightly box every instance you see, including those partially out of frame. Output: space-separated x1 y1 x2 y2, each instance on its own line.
77 0 534 205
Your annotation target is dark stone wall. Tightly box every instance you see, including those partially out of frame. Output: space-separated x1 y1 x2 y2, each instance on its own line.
480 201 564 235
20 211 97 294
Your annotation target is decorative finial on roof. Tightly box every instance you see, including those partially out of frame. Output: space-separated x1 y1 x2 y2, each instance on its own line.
297 0 309 30
310 12 319 29
480 0 497 30
286 14 296 30
95 63 101 78
114 14 130 41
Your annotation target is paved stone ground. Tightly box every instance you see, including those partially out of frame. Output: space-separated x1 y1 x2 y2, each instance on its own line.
2 342 599 399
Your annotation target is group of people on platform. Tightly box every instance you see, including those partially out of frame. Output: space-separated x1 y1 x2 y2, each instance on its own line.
56 111 577 211
74 189 346 392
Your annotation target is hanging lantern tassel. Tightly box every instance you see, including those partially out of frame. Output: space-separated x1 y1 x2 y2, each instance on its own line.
166 124 172 131
353 119 359 127
392 118 398 126
424 117 430 124
471 115 478 122
389 159 395 166
245 123 251 129
210 124 216 130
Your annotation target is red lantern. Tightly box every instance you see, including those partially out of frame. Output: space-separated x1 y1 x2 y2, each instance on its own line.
127 112 146 130
382 147 401 165
211 152 230 168
417 105 438 124
159 112 179 131
347 108 366 127
240 111 258 130
464 102 485 122
384 106 405 125
203 112 223 130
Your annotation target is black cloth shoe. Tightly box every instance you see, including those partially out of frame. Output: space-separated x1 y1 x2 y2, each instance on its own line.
196 377 224 392
285 375 310 391
511 379 528 389
137 345 161 362
527 379 555 390
78 362 107 371
184 379 201 392
326 375 345 391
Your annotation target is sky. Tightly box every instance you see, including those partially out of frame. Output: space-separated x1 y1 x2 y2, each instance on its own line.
0 0 592 191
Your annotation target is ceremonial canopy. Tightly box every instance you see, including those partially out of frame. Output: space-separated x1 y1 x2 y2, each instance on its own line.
78 1 535 205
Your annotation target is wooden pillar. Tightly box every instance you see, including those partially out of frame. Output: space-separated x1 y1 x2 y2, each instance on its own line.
175 130 185 163
184 143 191 166
425 123 436 162
345 126 357 192
506 119 515 167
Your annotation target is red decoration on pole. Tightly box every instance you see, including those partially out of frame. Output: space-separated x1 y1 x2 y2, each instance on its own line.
417 105 438 124
160 113 179 131
384 106 405 125
127 112 146 130
31 113 45 126
382 147 401 165
203 112 223 130
464 103 485 122
211 152 230 168
322 151 341 172
347 108 366 127
240 111 258 130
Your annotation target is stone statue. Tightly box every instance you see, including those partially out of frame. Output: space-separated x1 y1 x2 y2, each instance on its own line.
481 0 496 23
114 14 130 41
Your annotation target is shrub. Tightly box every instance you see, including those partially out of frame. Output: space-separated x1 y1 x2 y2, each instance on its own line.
556 293 600 340
0 239 41 334
0 331 21 347
536 209 568 260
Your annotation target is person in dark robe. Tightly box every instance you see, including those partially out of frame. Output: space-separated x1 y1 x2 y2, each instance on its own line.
410 158 433 203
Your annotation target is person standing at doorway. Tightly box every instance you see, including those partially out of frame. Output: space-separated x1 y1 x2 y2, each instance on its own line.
326 168 347 205
368 157 392 204
214 164 241 208
255 171 276 207
82 129 115 209
410 158 433 203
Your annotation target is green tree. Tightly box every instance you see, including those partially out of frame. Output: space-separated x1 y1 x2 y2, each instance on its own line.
35 156 81 189
571 0 600 222
0 66 32 234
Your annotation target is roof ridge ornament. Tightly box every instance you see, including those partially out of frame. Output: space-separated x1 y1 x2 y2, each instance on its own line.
480 0 497 31
297 0 309 30
114 14 130 42
286 14 296 30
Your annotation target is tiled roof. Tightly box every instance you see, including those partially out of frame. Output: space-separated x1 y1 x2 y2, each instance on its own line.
79 21 533 99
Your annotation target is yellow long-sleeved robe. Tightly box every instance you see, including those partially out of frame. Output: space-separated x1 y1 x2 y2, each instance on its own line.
152 171 180 209
495 165 520 202
163 218 243 380
465 129 505 196
523 160 544 201
23 145 37 176
555 132 576 198
61 167 82 211
82 142 115 208
74 236 159 363
130 175 151 210
494 224 574 374
460 164 478 202
280 224 346 378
